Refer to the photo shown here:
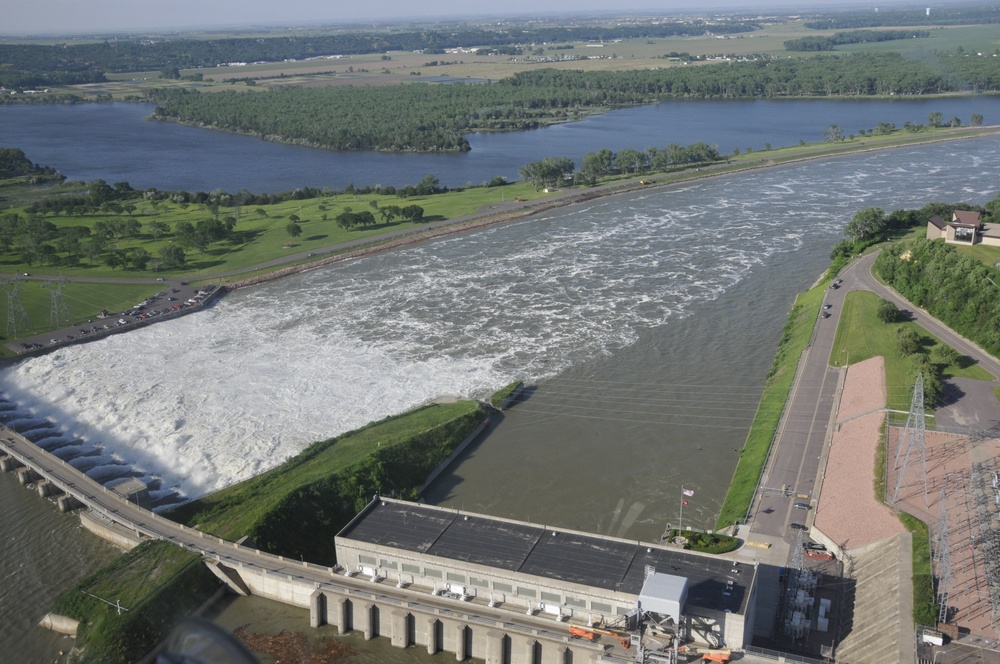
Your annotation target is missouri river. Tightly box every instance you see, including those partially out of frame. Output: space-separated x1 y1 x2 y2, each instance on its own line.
3 135 1000 662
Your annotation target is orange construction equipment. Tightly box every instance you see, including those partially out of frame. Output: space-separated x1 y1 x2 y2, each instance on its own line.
700 649 731 662
567 626 631 649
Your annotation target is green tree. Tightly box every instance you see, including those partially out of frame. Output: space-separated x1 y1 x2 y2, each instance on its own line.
81 238 106 265
580 149 614 184
146 221 170 240
877 298 902 323
927 111 944 127
123 218 142 239
416 174 441 196
401 205 424 222
104 249 128 271
128 247 151 271
520 157 575 190
896 327 921 356
159 245 186 269
286 222 302 239
379 205 403 223
824 124 844 142
86 179 113 207
948 116 962 128
971 113 984 126
931 344 961 368
844 207 887 242
614 148 645 175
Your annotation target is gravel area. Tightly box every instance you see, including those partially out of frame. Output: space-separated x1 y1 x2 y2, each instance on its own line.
889 427 1000 638
814 356 905 551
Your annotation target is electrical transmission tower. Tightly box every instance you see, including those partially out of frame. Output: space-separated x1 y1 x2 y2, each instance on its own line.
932 487 952 625
892 372 928 508
3 279 28 338
45 277 69 326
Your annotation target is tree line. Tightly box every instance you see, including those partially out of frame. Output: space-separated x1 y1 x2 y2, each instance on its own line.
784 29 930 52
519 141 722 189
0 147 62 181
875 237 1000 360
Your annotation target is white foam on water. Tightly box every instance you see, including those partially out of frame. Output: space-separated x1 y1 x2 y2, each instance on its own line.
2 137 999 501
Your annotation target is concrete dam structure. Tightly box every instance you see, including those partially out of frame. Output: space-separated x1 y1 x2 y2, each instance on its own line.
3 423 759 663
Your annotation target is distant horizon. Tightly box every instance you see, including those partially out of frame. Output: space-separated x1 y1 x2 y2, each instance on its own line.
1 0 969 38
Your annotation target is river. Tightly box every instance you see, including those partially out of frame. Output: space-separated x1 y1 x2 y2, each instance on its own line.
2 102 1000 662
4 96 1000 191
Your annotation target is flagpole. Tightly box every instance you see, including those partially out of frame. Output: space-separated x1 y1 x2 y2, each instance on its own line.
679 488 684 531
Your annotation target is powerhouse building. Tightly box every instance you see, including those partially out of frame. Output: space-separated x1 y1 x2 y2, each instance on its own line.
335 497 758 651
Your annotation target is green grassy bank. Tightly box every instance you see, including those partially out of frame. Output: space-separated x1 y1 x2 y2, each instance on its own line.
715 282 826 529
53 541 220 664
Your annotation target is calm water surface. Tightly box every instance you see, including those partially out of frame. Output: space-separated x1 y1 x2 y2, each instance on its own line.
4 96 1000 191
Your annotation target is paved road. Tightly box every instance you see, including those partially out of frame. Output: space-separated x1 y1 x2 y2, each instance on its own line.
747 271 847 540
746 249 1000 551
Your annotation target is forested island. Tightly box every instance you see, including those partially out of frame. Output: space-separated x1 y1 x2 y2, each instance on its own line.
142 52 1000 152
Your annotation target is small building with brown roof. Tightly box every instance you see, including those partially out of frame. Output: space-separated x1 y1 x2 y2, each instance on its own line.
927 210 1000 246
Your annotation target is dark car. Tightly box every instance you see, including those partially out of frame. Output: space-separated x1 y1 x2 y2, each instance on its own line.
790 523 807 531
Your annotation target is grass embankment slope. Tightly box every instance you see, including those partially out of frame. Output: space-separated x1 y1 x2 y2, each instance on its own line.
168 400 487 564
3 124 994 348
53 541 219 664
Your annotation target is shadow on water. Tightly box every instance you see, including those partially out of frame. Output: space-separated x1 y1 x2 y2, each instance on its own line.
420 413 506 504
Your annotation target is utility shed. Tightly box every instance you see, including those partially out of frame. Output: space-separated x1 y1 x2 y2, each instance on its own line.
639 571 688 625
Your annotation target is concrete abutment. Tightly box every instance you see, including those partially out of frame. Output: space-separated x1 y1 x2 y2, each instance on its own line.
254 572 601 664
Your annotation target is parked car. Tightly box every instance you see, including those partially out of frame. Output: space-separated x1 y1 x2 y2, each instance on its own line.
790 523 807 531
794 502 811 510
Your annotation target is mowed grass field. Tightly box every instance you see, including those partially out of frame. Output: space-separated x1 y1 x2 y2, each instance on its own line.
830 290 995 411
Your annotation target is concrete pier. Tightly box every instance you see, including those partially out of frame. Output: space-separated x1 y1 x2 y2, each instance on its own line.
0 455 22 472
390 609 409 648
17 466 40 485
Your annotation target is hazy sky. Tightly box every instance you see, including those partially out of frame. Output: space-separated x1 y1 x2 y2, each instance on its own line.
1 0 920 36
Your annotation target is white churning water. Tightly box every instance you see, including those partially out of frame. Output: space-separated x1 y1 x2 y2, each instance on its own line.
2 137 999 502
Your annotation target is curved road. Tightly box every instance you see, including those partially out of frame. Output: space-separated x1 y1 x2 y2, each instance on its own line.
852 250 1000 433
